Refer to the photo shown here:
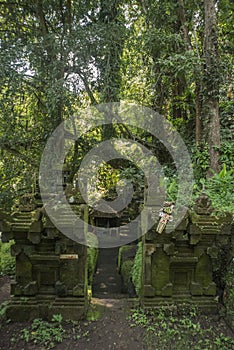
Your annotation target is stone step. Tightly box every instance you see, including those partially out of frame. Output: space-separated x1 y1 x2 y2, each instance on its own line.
13 215 32 223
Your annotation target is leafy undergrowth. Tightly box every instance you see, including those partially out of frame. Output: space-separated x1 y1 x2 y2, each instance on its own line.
128 306 234 350
1 304 234 350
0 241 15 276
11 314 90 349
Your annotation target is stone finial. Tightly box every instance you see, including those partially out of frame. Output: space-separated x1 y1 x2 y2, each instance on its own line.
194 191 213 215
18 194 36 212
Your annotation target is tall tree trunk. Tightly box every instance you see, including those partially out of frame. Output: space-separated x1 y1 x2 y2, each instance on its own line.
177 0 203 143
195 82 202 144
99 0 125 140
203 0 221 176
177 0 192 50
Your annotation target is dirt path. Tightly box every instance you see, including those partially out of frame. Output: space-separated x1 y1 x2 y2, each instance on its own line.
71 298 146 350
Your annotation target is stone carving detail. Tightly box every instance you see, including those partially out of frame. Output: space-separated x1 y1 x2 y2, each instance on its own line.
194 192 213 215
18 194 36 212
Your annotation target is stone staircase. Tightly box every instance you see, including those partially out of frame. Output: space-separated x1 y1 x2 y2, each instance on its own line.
92 248 123 299
12 212 33 231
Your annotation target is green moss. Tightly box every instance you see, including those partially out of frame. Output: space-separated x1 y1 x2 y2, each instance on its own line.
86 302 104 321
121 260 134 293
87 232 98 285
0 240 15 275
117 245 135 273
224 259 234 329
131 242 142 296
118 245 136 273
151 249 170 293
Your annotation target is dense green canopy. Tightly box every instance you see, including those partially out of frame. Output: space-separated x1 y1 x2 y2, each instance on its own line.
0 0 233 212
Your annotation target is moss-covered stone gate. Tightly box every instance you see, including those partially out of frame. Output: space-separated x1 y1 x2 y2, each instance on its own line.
0 185 232 320
141 191 233 312
0 188 89 321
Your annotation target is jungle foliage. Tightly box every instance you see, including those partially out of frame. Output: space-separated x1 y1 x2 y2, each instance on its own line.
0 0 233 213
0 1 233 335
0 240 15 276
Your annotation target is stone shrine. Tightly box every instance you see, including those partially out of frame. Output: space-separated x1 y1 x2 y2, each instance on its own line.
0 188 88 321
141 192 233 312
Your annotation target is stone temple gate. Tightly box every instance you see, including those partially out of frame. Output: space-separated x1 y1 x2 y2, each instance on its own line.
0 183 233 320
0 187 89 321
141 191 233 312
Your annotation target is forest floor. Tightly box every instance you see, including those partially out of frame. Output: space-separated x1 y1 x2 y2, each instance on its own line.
0 285 146 350
0 247 234 350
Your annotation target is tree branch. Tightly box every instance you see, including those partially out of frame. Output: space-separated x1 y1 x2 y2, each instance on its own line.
1 144 38 168
75 69 98 105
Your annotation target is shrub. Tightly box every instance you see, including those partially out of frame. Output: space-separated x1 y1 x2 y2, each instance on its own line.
203 165 234 216
0 240 15 276
121 259 134 294
117 245 137 273
192 164 234 218
87 232 98 285
131 241 142 296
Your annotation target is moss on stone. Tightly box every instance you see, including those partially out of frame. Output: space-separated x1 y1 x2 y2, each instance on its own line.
121 259 134 294
224 259 234 330
131 242 142 296
87 232 98 285
117 245 135 273
151 248 170 295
